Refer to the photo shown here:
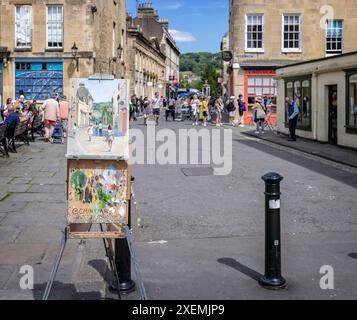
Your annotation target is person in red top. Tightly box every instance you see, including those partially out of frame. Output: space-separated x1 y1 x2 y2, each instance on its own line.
59 96 69 138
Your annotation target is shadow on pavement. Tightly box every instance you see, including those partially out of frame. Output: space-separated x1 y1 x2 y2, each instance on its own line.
32 282 103 300
235 138 357 189
348 253 357 260
218 258 262 282
88 259 111 286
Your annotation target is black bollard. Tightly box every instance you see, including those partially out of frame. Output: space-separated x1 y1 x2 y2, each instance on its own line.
259 172 286 290
113 177 136 294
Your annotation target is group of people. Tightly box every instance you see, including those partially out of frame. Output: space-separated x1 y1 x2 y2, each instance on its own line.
0 91 69 149
129 91 299 142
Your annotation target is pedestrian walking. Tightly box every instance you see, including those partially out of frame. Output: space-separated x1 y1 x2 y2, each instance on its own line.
143 97 151 126
152 92 161 125
238 95 246 127
59 96 69 138
215 97 224 127
227 96 236 126
166 97 176 121
286 97 300 141
202 97 208 127
42 95 60 142
252 97 266 135
191 95 200 126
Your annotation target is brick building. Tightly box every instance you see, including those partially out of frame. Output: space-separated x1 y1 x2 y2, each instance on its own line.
228 0 357 125
0 0 127 103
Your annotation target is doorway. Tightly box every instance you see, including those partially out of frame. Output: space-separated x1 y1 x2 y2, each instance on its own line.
328 85 338 145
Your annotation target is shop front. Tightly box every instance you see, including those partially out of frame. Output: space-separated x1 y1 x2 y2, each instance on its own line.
14 59 63 101
276 52 357 150
244 69 278 126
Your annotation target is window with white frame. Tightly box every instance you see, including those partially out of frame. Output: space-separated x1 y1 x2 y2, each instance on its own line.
16 5 32 48
246 14 264 51
282 14 302 52
47 5 63 49
326 20 343 54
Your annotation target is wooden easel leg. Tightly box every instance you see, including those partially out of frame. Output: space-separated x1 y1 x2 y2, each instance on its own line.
100 224 121 300
43 227 68 300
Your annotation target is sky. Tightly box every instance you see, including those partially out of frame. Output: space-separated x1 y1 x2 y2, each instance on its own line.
127 0 229 53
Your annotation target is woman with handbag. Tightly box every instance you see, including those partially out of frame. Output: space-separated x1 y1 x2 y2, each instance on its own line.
252 97 266 135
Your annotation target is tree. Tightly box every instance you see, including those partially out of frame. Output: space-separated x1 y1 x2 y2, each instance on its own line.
200 64 222 97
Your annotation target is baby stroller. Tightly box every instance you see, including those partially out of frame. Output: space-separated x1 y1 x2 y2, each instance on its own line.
51 121 64 144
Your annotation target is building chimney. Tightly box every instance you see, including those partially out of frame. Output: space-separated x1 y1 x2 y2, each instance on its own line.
159 18 169 30
137 2 155 18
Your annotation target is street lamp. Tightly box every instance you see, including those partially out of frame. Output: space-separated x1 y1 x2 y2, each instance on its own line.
109 45 124 75
117 44 123 61
71 43 79 72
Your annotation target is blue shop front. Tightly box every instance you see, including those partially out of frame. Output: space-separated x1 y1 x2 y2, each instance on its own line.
14 59 63 101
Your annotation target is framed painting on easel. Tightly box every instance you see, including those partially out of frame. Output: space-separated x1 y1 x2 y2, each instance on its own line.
66 77 131 239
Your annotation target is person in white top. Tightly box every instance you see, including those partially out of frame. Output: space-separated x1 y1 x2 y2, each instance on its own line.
152 92 161 125
191 95 200 126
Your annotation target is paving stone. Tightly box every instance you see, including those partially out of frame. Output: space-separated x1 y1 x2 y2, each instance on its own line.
6 184 31 193
0 177 13 184
0 266 16 290
10 178 33 185
31 177 66 186
0 226 23 243
0 243 48 265
0 201 27 213
27 184 65 194
21 202 66 215
1 212 66 228
5 193 65 203
15 227 64 244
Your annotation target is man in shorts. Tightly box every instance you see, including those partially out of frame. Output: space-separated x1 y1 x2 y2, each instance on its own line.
152 92 161 125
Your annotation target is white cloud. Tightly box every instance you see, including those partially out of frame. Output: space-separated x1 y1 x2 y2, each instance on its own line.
164 3 183 10
169 29 196 42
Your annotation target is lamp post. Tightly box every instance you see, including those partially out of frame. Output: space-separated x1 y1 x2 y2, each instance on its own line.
71 43 79 72
109 45 123 76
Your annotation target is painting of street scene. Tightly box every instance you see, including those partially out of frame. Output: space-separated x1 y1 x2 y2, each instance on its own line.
68 161 128 224
67 78 129 160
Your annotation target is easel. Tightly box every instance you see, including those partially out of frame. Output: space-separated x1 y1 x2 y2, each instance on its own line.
43 160 147 300
42 224 124 300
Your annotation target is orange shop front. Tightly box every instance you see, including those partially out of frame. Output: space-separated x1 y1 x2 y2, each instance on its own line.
243 69 278 126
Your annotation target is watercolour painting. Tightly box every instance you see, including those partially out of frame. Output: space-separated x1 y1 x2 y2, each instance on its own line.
67 78 129 160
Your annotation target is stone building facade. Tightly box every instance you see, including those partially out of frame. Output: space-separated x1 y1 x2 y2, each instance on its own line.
0 0 127 103
133 3 180 98
228 0 357 124
126 17 166 99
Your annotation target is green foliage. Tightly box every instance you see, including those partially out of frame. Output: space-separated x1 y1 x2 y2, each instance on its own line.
179 52 222 96
71 171 87 190
180 52 221 74
92 103 113 126
200 64 222 97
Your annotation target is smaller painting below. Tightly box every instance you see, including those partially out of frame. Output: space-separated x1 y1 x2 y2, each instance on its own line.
68 160 129 225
